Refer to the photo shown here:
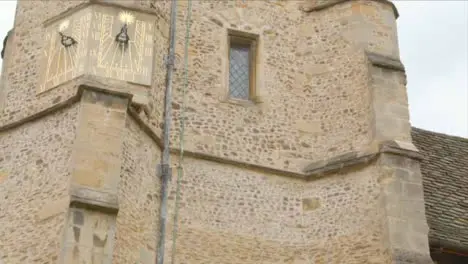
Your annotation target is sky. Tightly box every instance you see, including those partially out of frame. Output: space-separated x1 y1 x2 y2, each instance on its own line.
0 1 466 137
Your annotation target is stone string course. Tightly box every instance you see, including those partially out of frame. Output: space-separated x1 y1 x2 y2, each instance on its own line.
0 85 422 181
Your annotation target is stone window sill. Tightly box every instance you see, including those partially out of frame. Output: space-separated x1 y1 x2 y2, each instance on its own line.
220 96 263 107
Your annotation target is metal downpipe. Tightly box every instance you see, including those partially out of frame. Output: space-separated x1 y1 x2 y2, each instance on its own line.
156 0 178 263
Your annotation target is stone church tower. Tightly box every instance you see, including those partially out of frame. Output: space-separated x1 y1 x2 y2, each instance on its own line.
0 0 434 263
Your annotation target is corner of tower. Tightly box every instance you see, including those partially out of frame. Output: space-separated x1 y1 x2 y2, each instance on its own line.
300 0 408 142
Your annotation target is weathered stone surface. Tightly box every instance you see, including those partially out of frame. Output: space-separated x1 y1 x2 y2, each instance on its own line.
366 51 405 72
300 0 399 19
70 89 127 192
393 248 435 264
0 0 403 175
70 185 119 213
1 0 458 264
166 0 400 173
302 197 321 211
379 153 433 263
110 116 161 264
0 171 7 184
37 196 70 222
168 158 391 263
370 66 411 142
0 105 79 263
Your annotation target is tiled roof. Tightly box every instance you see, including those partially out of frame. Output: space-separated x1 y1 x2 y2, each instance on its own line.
411 127 468 252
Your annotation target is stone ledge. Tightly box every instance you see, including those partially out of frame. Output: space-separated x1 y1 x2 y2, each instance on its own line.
303 140 423 178
303 151 378 176
129 105 423 180
90 0 163 16
379 140 424 160
70 185 119 214
0 81 135 133
43 0 162 26
366 51 405 72
300 0 399 19
0 91 80 133
79 75 149 106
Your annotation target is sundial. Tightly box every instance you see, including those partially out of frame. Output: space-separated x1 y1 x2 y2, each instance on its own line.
39 5 156 93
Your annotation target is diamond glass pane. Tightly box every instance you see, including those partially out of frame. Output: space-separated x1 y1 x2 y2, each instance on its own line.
229 44 250 100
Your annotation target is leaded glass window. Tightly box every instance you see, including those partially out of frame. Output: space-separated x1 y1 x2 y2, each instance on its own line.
229 44 251 100
227 32 257 101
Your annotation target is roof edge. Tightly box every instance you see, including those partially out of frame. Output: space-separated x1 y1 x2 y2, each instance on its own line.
300 0 399 19
430 237 468 255
411 126 468 142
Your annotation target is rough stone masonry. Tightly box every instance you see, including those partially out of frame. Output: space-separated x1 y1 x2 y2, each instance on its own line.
0 0 435 263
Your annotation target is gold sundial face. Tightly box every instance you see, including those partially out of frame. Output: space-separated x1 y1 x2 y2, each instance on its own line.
38 5 155 93
39 9 91 93
89 6 155 86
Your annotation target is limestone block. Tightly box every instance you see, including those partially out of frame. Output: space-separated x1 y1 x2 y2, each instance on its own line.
294 120 321 134
370 64 411 142
379 153 432 264
304 63 333 76
402 182 424 201
0 171 7 184
140 248 155 264
302 197 321 211
37 196 70 222
70 184 119 213
71 90 128 193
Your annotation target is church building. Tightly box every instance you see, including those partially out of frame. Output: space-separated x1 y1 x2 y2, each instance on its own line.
0 1 466 263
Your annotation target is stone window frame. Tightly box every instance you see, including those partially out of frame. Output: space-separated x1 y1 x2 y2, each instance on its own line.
226 29 259 103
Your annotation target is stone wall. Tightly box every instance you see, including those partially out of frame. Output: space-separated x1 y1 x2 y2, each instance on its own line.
0 1 435 263
0 0 402 172
114 117 161 264
0 88 163 263
0 1 86 126
378 152 433 263
168 0 400 173
71 90 128 192
162 156 391 264
370 66 411 142
0 105 79 263
64 89 162 264
0 0 170 135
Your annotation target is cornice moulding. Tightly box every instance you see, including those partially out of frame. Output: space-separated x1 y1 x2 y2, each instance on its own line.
366 51 405 72
300 0 399 19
